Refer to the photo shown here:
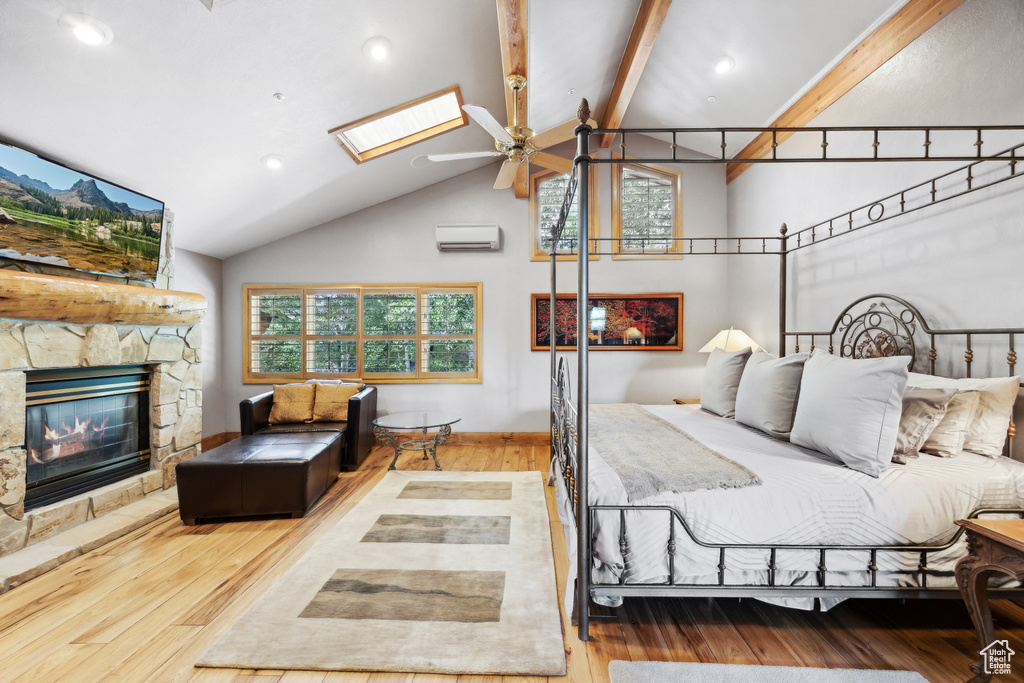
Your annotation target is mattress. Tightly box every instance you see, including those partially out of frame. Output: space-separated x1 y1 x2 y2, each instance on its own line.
553 404 1024 610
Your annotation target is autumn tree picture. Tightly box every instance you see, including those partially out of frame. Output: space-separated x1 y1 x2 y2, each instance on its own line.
532 293 683 351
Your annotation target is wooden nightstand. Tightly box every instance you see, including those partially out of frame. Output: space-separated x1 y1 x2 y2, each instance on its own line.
955 518 1024 682
672 398 700 405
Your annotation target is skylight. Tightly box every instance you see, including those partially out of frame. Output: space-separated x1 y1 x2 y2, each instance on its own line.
329 85 468 164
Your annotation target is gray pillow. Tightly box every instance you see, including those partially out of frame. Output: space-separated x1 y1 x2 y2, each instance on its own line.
920 390 980 457
735 351 809 439
700 347 753 418
892 387 957 464
790 352 909 477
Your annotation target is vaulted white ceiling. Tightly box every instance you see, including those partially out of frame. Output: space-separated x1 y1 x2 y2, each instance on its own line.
0 0 905 258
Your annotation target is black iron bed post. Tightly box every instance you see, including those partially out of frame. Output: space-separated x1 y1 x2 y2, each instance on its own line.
779 223 788 354
574 101 593 642
549 219 558 465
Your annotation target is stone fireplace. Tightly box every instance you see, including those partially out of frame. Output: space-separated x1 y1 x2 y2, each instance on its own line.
0 273 206 558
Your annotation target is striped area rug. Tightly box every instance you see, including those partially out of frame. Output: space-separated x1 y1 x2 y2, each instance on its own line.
197 470 565 676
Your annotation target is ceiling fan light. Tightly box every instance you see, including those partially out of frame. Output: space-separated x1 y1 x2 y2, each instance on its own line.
363 36 391 61
714 55 735 74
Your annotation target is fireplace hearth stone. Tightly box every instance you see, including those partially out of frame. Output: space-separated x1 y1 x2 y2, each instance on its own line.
0 319 202 560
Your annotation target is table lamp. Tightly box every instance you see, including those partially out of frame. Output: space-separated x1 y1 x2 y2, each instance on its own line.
699 327 761 353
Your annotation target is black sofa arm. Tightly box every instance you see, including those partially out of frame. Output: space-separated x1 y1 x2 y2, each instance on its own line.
240 390 274 436
345 385 377 470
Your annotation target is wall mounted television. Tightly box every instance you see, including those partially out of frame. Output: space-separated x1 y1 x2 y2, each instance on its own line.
0 140 164 283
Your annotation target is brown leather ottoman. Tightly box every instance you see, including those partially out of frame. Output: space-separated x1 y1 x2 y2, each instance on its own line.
176 432 343 525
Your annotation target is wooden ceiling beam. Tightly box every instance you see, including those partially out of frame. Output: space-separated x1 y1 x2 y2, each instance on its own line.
725 0 966 183
598 0 673 148
496 0 528 129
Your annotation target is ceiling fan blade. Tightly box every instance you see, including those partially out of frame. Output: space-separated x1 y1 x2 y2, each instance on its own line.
513 162 529 199
529 118 597 150
427 151 503 162
533 151 573 176
493 158 521 189
464 105 514 145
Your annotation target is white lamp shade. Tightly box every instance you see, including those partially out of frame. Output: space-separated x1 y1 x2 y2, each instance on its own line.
699 328 761 353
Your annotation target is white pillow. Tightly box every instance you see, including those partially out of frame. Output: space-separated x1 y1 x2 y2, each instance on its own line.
790 353 909 477
735 351 808 439
700 347 753 418
907 373 1020 457
920 390 980 457
893 387 957 463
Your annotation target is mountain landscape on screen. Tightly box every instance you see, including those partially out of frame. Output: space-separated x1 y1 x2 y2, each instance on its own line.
0 142 163 282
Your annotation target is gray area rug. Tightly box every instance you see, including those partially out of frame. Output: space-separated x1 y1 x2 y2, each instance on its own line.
197 471 565 676
608 661 928 682
589 403 761 500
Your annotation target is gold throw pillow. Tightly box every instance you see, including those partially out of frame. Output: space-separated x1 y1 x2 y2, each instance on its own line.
312 383 363 422
268 383 316 424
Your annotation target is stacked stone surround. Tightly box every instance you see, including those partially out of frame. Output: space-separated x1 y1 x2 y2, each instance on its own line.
0 318 202 558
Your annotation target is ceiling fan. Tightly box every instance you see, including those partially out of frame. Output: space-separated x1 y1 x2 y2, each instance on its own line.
425 74 581 191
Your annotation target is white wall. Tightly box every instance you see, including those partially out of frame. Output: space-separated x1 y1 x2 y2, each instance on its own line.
174 248 226 437
728 0 1024 343
221 157 730 433
727 0 1024 447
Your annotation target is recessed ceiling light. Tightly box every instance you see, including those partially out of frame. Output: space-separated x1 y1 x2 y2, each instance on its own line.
713 55 735 74
707 95 717 103
261 154 284 170
58 13 113 46
363 36 391 61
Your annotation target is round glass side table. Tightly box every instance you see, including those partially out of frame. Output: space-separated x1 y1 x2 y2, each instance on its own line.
372 411 462 471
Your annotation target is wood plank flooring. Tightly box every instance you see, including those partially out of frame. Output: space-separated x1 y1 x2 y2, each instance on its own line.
0 438 1021 682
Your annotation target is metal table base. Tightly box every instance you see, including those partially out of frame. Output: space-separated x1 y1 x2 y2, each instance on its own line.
373 423 453 471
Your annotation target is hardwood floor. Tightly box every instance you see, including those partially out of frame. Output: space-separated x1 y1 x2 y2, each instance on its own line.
1 438 1021 682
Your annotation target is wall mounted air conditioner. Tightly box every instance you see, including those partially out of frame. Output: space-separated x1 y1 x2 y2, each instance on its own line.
435 224 501 252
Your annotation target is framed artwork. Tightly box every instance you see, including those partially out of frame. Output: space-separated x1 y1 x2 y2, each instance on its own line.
531 293 683 351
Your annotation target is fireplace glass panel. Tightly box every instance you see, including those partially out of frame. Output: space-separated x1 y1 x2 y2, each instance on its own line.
26 393 142 486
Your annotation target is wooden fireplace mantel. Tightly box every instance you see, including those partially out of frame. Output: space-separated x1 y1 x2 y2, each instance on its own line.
0 271 207 326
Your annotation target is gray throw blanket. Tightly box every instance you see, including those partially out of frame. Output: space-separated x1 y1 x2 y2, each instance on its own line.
589 404 761 501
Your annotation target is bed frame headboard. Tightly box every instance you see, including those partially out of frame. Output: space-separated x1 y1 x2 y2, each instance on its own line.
785 293 1023 458
783 293 1021 380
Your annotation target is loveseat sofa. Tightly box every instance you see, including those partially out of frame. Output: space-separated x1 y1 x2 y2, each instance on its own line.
239 383 377 471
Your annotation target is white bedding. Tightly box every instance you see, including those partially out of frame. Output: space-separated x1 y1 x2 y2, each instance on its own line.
553 404 1024 610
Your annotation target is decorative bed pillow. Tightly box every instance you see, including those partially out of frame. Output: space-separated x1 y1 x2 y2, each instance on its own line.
907 372 1020 456
920 390 980 458
892 387 957 463
700 347 753 418
268 383 315 424
734 351 808 439
790 353 909 477
312 382 364 422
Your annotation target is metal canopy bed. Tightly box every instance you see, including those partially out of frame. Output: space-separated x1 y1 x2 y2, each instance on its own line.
547 100 1024 640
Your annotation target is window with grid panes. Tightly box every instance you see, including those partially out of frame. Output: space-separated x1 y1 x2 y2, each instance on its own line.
243 283 482 384
529 168 599 261
248 290 303 375
612 163 682 258
307 290 358 374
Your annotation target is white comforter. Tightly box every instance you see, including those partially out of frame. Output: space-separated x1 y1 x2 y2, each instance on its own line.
553 404 1024 609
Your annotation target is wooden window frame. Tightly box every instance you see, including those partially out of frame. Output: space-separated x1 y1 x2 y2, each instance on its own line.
529 167 600 262
328 85 469 164
611 162 683 260
244 282 483 384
